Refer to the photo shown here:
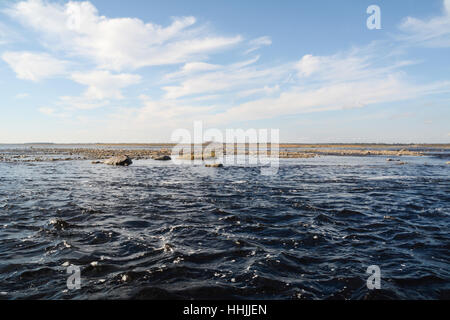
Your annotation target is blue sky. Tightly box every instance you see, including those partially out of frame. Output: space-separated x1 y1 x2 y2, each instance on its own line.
0 0 449 143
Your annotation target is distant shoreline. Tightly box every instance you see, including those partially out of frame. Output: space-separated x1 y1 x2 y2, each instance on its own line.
2 143 450 148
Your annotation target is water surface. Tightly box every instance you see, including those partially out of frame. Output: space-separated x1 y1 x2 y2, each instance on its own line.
0 151 449 299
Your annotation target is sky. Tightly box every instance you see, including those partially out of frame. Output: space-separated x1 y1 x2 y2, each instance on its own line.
0 0 449 143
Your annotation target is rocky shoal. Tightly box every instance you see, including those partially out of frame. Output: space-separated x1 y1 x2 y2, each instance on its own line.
0 147 424 163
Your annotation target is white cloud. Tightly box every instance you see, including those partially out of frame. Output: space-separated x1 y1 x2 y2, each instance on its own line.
162 57 290 99
245 36 272 54
4 0 242 71
296 54 321 77
118 41 450 131
236 85 280 98
2 0 450 143
38 65 450 142
71 70 141 99
164 61 221 80
44 71 140 114
250 36 272 47
295 48 418 84
206 77 450 125
161 44 418 104
215 45 449 124
182 62 221 73
2 51 68 81
399 0 450 47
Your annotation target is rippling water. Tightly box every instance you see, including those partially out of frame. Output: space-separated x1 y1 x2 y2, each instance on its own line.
0 153 449 299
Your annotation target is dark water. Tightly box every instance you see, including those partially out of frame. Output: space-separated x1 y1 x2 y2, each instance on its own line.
0 154 449 300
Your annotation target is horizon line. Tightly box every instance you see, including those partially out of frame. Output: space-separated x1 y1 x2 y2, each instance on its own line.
1 142 450 146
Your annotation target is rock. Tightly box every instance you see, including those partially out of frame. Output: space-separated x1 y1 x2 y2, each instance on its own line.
396 161 407 165
164 243 174 252
205 163 223 168
50 218 71 230
387 158 400 162
104 155 133 166
91 161 102 164
153 155 171 161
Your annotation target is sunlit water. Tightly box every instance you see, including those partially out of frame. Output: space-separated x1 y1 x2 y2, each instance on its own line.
0 151 449 299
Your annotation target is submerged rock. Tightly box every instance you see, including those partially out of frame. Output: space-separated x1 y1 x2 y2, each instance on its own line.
104 155 133 166
164 243 174 252
50 218 71 230
153 155 171 161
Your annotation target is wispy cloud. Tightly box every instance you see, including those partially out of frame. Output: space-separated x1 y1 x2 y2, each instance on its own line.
162 56 291 100
125 41 450 128
207 77 450 125
398 0 450 47
245 36 272 54
296 46 417 83
164 62 221 80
